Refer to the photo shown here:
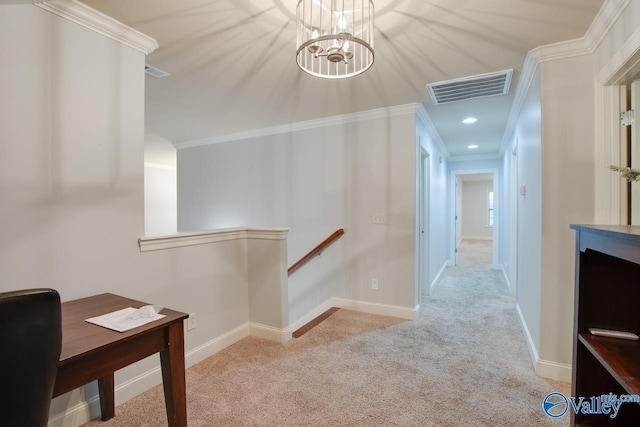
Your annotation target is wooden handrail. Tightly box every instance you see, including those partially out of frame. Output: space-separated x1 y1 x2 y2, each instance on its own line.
288 228 344 276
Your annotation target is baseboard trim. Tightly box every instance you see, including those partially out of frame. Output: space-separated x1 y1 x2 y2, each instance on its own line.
516 303 540 372
289 297 417 334
49 299 415 426
331 297 418 320
460 236 493 241
187 323 251 365
48 395 100 427
500 264 509 287
48 323 250 427
515 304 571 382
500 264 512 293
537 359 572 383
430 261 449 293
501 264 518 296
289 298 335 334
249 322 292 343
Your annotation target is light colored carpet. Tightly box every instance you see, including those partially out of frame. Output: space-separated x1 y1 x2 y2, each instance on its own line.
83 244 570 426
456 239 493 267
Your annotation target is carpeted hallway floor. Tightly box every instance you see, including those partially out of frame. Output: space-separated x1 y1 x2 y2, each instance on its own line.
456 238 493 267
83 240 570 426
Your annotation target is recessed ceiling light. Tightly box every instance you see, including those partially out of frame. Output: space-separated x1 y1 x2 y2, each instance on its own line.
463 117 477 124
468 145 479 149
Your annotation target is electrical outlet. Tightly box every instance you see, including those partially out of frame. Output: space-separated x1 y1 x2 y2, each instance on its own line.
371 279 379 291
187 313 197 331
372 214 387 224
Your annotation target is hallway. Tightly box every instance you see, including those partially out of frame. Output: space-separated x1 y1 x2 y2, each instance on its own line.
84 245 570 426
456 239 493 268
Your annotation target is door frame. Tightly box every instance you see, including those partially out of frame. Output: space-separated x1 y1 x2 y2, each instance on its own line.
419 148 431 297
449 168 500 269
630 78 640 224
509 141 519 296
594 26 640 224
454 175 462 263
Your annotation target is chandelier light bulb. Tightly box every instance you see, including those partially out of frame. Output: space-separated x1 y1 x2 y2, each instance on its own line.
337 15 348 33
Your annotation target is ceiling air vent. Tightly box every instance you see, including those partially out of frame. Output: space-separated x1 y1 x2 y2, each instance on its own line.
145 64 169 79
426 69 513 105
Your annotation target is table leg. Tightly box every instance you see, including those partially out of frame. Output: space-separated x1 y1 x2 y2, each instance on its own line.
98 373 115 420
160 322 187 427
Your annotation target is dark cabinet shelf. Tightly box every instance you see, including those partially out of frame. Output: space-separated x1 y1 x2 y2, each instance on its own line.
578 333 640 396
571 225 640 426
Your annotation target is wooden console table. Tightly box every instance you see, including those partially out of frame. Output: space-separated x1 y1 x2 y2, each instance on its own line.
52 293 188 426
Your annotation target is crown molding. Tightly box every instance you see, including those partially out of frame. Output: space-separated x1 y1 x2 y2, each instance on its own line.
500 0 631 155
528 0 631 63
528 38 590 63
499 54 540 156
597 24 640 85
36 0 158 55
173 103 422 150
416 103 450 160
584 0 632 50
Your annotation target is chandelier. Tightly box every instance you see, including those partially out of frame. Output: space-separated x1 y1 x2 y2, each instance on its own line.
296 0 374 79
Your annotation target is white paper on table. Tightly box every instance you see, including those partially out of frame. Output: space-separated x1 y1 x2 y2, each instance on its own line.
85 306 166 332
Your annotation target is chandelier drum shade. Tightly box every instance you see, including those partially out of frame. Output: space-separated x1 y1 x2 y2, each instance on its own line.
296 0 374 79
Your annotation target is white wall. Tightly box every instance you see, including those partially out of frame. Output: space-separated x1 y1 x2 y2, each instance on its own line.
512 53 595 380
461 180 493 240
512 67 543 367
178 105 448 323
539 54 596 370
416 113 450 292
144 133 178 236
0 5 283 425
508 1 640 381
144 163 177 236
501 137 518 293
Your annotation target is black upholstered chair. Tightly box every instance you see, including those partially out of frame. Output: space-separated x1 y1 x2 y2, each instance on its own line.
0 289 62 427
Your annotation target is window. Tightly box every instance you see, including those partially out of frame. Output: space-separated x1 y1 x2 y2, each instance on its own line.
487 190 494 227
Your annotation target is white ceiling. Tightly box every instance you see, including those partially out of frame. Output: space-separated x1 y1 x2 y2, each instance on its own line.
79 0 605 163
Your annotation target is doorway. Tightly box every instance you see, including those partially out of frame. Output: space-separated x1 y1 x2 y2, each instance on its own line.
419 148 431 297
508 141 518 296
595 30 640 225
450 169 499 269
